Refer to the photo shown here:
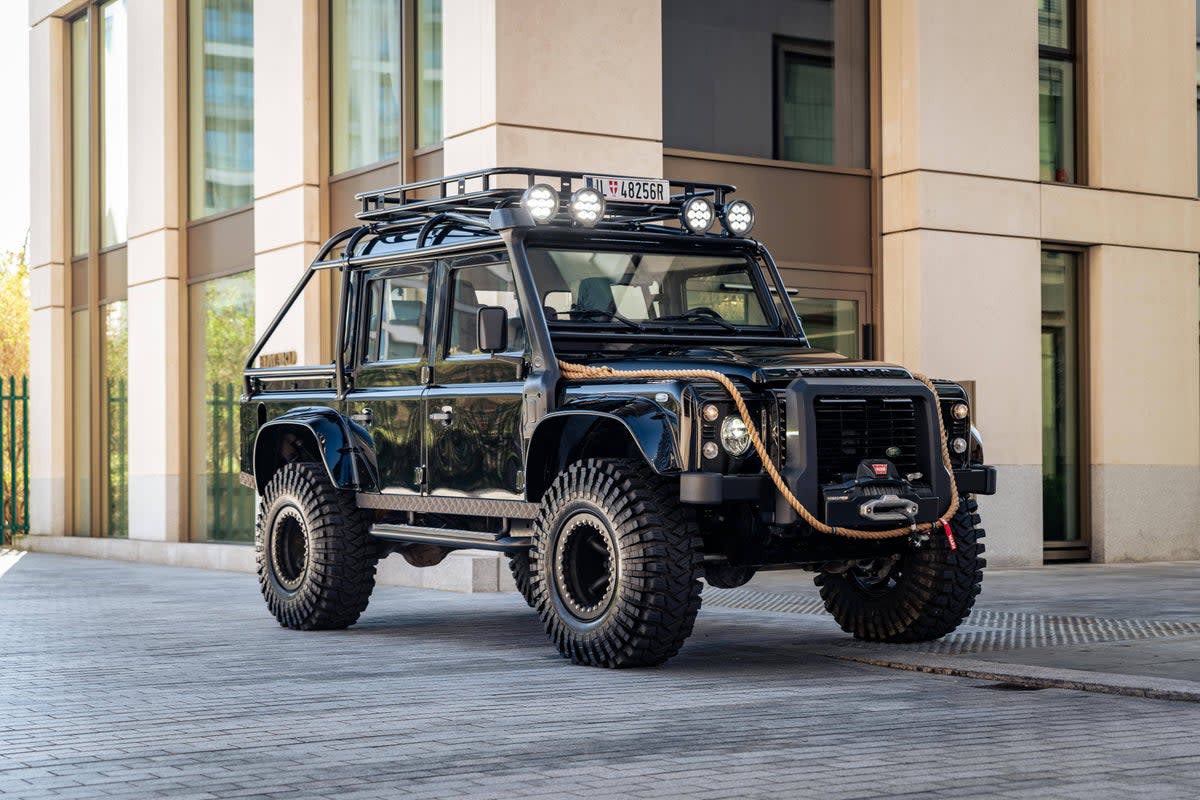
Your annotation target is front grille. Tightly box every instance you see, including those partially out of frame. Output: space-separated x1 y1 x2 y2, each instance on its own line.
813 397 922 484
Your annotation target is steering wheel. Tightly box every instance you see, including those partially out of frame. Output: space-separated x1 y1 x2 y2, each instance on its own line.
685 306 724 320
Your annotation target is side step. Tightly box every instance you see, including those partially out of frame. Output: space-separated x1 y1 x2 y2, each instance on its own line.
369 523 531 553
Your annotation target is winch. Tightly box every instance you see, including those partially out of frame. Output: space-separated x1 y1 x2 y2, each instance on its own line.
819 459 941 528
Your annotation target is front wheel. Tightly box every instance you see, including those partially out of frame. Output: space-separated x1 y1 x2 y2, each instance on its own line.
528 459 703 668
815 497 986 642
256 461 379 630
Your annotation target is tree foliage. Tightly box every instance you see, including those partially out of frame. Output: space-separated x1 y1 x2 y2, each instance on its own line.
0 248 30 379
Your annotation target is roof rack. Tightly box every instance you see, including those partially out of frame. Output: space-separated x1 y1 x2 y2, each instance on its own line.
353 166 738 229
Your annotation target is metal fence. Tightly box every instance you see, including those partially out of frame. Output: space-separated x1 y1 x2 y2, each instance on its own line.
0 377 29 545
205 382 254 541
106 378 128 537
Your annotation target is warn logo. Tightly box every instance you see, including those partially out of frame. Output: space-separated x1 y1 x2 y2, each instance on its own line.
871 463 889 476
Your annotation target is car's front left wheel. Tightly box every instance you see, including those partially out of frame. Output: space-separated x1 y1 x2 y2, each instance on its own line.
256 461 379 630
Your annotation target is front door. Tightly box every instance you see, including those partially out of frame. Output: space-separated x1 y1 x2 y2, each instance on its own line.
345 263 433 495
424 252 528 499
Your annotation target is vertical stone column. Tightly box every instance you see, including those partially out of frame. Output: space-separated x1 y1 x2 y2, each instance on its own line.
441 0 662 177
879 0 1044 565
252 0 325 359
27 17 68 536
125 0 185 541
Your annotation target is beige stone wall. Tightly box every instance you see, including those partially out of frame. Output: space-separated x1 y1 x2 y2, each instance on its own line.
880 0 1200 565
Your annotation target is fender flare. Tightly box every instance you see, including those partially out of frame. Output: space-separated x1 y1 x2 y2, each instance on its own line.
524 396 681 501
252 406 379 494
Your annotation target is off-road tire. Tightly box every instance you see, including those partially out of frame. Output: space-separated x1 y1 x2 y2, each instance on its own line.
815 496 986 642
528 458 703 668
256 461 378 630
508 552 536 608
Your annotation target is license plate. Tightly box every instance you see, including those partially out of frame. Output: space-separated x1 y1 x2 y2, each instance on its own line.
584 175 670 204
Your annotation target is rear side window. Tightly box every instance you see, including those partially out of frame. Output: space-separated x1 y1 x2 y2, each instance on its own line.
362 269 430 363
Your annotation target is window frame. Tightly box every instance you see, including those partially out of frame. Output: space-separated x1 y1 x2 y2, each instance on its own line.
357 263 434 367
442 256 529 361
773 37 836 166
1038 0 1087 185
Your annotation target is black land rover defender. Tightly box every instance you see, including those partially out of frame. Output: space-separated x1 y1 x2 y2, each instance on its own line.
240 167 997 668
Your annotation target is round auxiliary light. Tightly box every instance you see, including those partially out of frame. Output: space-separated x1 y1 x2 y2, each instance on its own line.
702 441 721 460
680 196 715 234
720 416 752 457
521 184 559 224
952 402 970 421
951 437 968 455
723 200 756 237
702 403 721 423
569 187 606 227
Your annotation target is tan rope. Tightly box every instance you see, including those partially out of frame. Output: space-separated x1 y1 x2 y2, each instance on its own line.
557 360 960 540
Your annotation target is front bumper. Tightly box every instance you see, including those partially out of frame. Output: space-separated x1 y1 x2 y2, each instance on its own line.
679 464 997 506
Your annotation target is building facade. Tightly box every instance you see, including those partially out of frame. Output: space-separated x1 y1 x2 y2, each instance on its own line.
26 0 1200 569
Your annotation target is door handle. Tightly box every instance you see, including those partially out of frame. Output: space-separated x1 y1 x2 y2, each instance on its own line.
429 405 453 426
350 407 373 426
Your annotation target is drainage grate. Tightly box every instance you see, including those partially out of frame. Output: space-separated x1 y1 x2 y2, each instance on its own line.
702 587 1200 655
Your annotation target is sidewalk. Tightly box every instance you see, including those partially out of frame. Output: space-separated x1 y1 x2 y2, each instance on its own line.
1 551 1198 799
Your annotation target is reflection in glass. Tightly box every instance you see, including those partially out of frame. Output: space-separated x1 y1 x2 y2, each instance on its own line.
1037 0 1071 50
417 0 443 147
72 310 91 536
779 48 834 165
100 0 128 247
103 301 128 537
189 272 256 542
331 0 402 173
189 0 254 218
793 297 859 357
1039 59 1075 182
1041 251 1081 542
71 16 89 256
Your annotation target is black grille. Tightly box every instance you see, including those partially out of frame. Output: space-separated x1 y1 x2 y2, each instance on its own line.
813 397 922 484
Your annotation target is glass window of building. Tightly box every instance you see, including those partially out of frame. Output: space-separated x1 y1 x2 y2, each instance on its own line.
103 301 128 537
1041 251 1083 551
71 310 91 536
662 0 868 168
1039 0 1077 183
417 0 443 148
793 296 859 357
71 16 90 257
189 272 255 542
188 0 255 219
331 0 403 174
99 0 128 247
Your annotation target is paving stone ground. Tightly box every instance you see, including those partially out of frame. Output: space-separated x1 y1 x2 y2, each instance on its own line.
2 551 1199 799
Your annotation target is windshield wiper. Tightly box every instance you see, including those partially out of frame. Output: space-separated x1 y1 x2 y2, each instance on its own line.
650 310 739 333
562 308 646 332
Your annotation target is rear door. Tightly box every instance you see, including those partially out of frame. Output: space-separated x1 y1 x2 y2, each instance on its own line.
424 252 528 499
345 263 432 494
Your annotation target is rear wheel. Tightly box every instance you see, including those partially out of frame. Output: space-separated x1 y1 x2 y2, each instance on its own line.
508 551 536 608
528 458 703 668
815 497 985 642
256 462 379 630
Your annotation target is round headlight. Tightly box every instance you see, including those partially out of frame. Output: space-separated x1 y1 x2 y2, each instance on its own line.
680 197 715 234
723 200 755 236
952 402 969 420
720 415 752 456
568 187 606 227
951 437 968 454
521 184 558 223
701 403 721 423
702 441 720 460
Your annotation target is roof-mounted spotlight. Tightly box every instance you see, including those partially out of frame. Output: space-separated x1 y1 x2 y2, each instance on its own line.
723 200 755 237
521 184 559 224
680 196 715 234
568 187 606 227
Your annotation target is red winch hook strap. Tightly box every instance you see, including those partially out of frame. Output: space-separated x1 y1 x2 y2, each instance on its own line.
940 519 957 551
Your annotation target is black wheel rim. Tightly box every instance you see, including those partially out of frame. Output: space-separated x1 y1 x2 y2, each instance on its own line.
553 511 617 622
271 506 309 593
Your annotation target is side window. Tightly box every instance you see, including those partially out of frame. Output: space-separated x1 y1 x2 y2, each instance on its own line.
447 260 527 356
362 269 429 363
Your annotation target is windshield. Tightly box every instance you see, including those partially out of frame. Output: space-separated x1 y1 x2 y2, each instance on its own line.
526 248 782 333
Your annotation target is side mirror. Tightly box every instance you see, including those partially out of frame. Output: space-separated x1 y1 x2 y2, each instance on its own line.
477 306 508 353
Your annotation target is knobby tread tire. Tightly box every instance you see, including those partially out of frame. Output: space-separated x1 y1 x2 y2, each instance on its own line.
529 458 703 668
508 552 537 609
815 496 986 643
256 462 378 631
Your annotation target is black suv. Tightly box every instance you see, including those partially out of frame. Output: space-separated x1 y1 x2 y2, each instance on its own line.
240 167 997 668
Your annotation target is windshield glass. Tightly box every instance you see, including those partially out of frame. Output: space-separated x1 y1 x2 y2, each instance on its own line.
526 248 780 332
